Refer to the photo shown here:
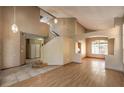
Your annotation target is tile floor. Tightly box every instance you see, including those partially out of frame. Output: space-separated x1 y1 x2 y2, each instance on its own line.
0 64 60 87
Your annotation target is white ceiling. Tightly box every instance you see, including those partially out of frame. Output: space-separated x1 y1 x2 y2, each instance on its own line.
39 6 124 30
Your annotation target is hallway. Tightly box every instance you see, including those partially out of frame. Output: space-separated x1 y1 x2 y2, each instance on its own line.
11 58 124 87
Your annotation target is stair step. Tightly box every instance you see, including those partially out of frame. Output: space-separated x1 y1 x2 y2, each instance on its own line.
32 60 48 68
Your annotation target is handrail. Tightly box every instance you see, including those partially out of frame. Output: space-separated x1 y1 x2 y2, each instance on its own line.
50 31 60 37
44 30 60 44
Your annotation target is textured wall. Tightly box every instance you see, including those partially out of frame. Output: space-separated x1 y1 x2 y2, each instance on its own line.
2 6 49 69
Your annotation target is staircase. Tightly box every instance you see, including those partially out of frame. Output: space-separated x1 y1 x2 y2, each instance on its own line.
44 30 60 44
32 60 48 68
31 30 60 68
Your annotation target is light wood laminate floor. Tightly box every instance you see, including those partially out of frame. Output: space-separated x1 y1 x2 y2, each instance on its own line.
11 58 124 87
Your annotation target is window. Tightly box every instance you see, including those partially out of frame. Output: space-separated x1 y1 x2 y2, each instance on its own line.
91 40 108 55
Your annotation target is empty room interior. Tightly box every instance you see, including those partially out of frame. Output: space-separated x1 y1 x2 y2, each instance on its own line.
0 6 124 87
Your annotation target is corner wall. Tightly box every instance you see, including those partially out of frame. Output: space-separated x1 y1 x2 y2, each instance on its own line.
49 18 77 64
2 6 49 69
53 20 86 63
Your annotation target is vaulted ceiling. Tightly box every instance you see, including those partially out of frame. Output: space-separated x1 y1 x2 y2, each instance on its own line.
39 6 124 30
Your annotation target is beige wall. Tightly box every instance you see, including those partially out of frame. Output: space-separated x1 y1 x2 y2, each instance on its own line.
75 22 86 57
108 38 114 55
63 37 75 64
0 7 3 69
73 22 86 63
86 37 108 58
2 6 49 69
43 36 75 65
16 7 49 36
43 37 63 65
75 22 85 40
50 18 76 38
2 7 20 68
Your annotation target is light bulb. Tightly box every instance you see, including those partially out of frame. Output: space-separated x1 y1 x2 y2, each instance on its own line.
54 18 58 24
11 24 18 33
